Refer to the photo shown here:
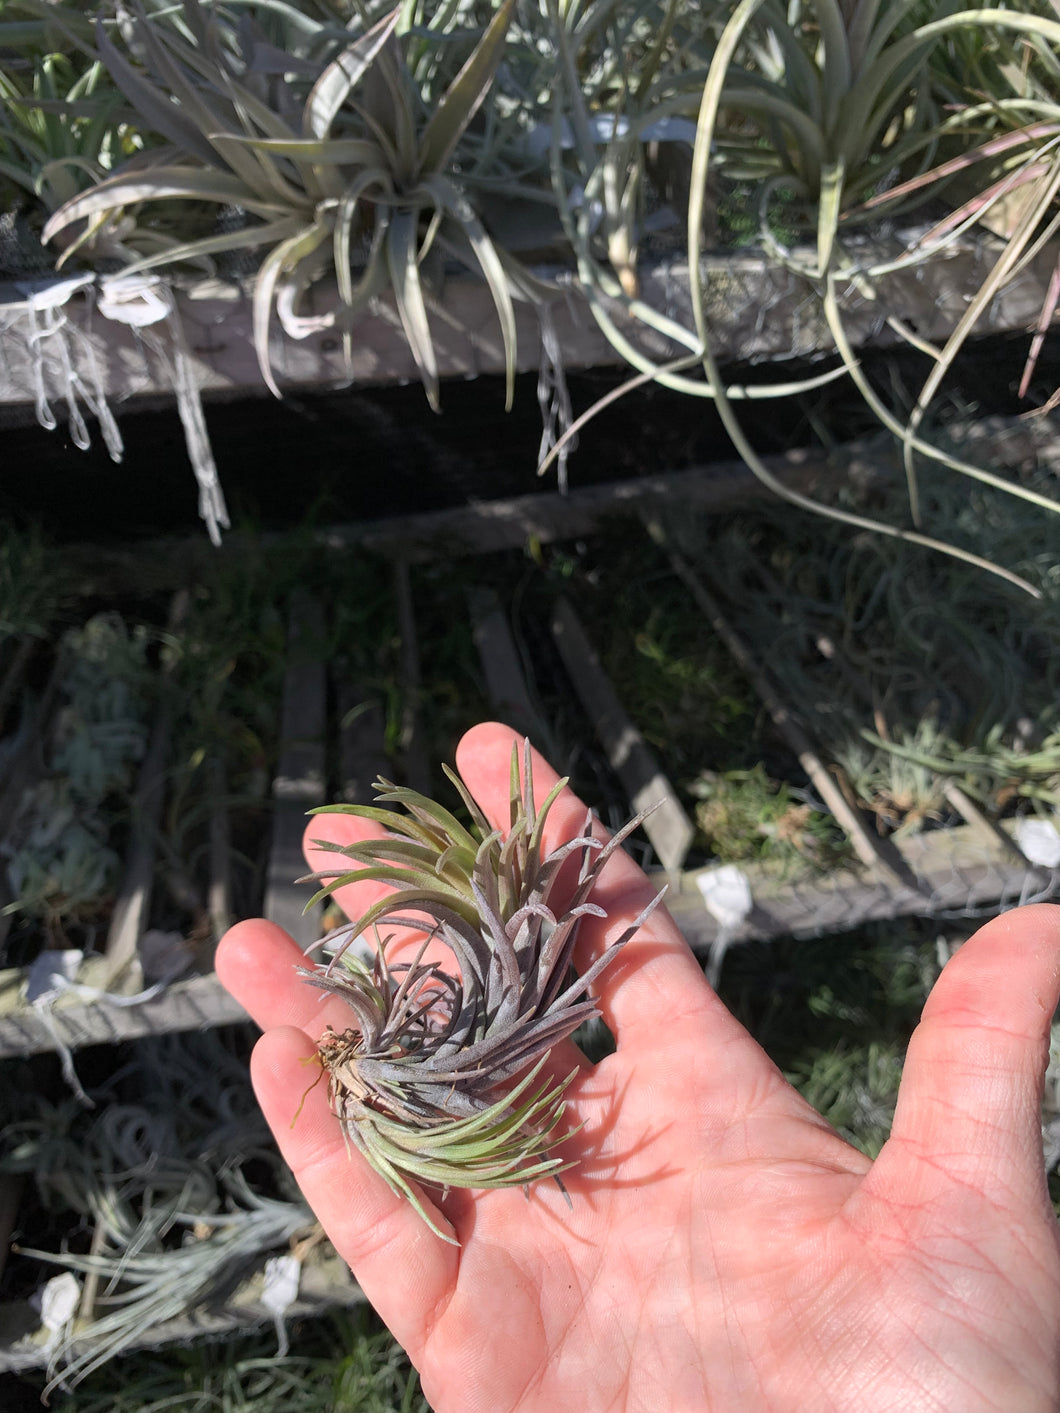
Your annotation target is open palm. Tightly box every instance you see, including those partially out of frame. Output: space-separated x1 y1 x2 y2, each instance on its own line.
217 722 1060 1413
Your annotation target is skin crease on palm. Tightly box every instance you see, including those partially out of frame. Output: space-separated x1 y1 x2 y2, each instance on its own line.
216 721 1060 1413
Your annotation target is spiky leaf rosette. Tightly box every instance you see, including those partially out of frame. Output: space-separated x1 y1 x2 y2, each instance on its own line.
297 740 663 1243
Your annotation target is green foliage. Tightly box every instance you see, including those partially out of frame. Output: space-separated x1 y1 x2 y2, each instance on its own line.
0 522 67 640
4 613 152 936
536 532 759 780
404 558 493 781
660 457 1060 831
0 48 136 219
162 543 292 925
718 919 947 1157
18 1309 427 1413
690 763 851 870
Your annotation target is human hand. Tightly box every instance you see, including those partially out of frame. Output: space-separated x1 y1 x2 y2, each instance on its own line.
217 721 1060 1413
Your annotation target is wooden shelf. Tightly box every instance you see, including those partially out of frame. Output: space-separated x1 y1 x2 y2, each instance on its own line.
3 232 1056 412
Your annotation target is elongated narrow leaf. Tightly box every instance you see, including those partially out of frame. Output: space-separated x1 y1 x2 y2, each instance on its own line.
417 0 515 178
422 173 517 410
112 216 306 276
333 170 390 329
251 221 329 396
94 17 219 167
304 6 401 140
219 134 383 166
42 166 295 245
385 209 438 412
113 9 270 193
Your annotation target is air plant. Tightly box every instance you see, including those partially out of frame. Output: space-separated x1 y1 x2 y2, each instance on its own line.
298 739 663 1243
655 453 1060 834
3 613 152 942
0 48 135 223
544 0 1060 593
3 1030 314 1395
41 0 540 409
691 764 852 871
63 1307 426 1413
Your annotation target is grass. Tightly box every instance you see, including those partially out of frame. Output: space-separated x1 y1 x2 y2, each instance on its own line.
656 452 1060 836
519 532 762 795
717 916 949 1159
507 529 852 866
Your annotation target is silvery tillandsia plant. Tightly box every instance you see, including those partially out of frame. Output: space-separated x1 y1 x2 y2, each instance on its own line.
297 739 664 1244
41 0 539 410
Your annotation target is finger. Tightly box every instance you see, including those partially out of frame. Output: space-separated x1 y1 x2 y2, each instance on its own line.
454 722 744 1054
251 1026 457 1353
217 919 356 1038
871 903 1060 1210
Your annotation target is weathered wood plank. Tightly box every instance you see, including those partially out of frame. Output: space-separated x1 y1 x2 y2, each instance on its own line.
468 586 551 748
104 591 189 984
942 781 1032 865
3 235 1058 409
263 590 327 948
551 596 696 873
336 683 390 804
0 969 248 1059
664 818 1055 954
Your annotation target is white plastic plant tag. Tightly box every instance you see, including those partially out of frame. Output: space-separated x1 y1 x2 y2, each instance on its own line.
15 274 94 311
696 865 753 932
262 1253 301 1357
1016 818 1060 869
262 1254 301 1317
36 1272 81 1346
25 950 83 1006
97 274 171 326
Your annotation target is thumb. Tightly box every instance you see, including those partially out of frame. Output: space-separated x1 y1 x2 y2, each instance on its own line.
869 903 1060 1209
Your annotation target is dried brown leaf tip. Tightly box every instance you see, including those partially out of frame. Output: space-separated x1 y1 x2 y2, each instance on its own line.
297 739 663 1243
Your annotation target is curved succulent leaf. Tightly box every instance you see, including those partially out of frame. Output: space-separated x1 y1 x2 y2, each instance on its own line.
252 220 329 396
94 16 219 167
304 7 401 141
42 165 296 247
386 205 439 410
417 0 515 179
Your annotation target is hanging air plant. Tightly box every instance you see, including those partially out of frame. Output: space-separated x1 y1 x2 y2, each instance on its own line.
298 740 662 1243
